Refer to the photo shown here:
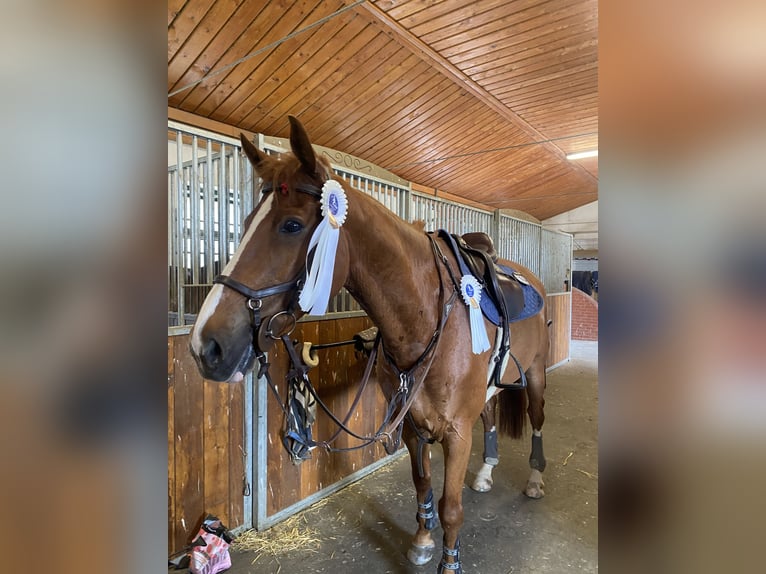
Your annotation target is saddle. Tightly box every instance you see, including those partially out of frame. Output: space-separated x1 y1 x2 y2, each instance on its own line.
437 230 528 389
440 231 525 324
459 233 525 321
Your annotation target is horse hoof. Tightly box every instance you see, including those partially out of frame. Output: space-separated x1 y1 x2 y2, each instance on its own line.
470 477 493 492
407 543 435 566
524 480 545 499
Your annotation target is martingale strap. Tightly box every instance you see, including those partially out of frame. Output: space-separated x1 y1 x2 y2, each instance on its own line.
262 232 459 461
377 233 458 453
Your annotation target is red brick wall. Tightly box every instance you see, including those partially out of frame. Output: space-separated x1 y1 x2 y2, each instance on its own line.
572 287 598 340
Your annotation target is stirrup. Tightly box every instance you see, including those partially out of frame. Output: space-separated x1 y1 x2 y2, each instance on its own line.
492 348 527 389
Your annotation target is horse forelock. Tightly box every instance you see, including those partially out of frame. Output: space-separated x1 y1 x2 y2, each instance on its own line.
254 152 298 190
254 150 331 196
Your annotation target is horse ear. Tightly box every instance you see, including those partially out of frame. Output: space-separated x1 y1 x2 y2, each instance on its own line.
288 115 317 175
240 133 267 172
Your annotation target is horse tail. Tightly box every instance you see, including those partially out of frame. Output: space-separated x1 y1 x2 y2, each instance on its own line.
497 387 527 439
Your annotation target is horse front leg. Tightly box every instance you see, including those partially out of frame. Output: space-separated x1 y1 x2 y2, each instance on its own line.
470 396 499 492
525 356 547 499
404 426 438 566
437 424 472 574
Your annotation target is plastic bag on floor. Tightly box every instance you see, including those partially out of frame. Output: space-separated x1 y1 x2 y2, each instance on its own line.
187 515 234 574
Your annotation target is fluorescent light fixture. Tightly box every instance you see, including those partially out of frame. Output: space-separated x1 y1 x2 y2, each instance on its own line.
566 150 598 160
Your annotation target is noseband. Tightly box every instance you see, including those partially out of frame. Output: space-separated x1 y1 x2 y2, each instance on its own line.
213 181 324 343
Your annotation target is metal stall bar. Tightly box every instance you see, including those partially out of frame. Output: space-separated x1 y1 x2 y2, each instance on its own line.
204 138 214 285
175 130 186 326
168 168 175 318
242 147 254 222
233 146 241 250
190 136 200 286
251 354 269 528
218 143 228 273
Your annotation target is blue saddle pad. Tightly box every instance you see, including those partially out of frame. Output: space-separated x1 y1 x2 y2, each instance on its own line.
478 266 544 326
437 230 544 326
493 264 544 324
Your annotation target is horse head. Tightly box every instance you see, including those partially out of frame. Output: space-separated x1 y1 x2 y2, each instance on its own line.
190 116 350 382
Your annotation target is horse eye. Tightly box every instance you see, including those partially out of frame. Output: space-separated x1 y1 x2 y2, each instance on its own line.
280 219 303 234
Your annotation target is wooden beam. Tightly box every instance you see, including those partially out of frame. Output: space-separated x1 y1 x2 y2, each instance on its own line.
358 2 598 186
168 106 256 141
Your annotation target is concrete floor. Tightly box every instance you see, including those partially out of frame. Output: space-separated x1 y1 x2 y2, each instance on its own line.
187 340 597 574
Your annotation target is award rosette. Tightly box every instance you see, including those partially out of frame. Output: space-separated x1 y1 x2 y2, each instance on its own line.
460 275 491 354
298 180 348 315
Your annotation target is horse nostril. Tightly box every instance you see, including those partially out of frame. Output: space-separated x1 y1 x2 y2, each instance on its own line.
201 336 223 367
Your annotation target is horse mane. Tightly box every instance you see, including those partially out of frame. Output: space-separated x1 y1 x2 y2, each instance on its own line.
410 220 426 232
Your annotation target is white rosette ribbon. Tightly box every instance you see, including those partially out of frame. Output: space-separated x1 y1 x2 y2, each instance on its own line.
460 275 491 354
298 180 348 315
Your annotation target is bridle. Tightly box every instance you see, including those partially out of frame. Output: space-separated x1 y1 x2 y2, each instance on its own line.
212 181 323 343
212 177 459 460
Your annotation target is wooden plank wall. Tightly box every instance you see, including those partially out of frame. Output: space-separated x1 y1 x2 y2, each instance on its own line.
168 334 245 554
263 315 394 517
546 293 571 367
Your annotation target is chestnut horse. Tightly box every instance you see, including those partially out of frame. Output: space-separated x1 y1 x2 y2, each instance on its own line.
190 117 549 573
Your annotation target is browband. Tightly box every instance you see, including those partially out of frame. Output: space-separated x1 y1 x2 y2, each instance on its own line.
261 182 323 199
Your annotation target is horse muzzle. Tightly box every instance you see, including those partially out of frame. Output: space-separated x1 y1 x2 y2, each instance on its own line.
191 330 256 383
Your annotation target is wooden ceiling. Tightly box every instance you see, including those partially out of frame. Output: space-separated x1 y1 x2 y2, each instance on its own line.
168 0 598 220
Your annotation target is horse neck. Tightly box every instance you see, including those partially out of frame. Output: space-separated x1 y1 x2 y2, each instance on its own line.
342 188 443 367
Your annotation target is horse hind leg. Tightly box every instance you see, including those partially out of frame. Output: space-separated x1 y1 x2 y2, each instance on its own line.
524 356 547 499
404 427 438 566
470 397 499 493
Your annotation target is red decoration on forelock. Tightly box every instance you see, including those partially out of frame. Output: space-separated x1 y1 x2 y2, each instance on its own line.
280 182 288 195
